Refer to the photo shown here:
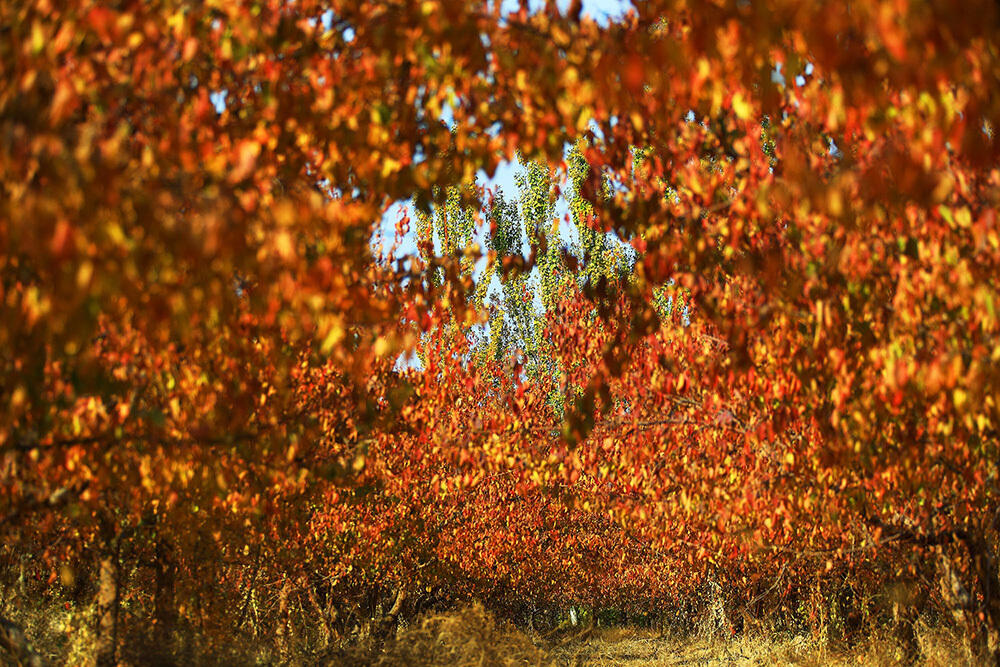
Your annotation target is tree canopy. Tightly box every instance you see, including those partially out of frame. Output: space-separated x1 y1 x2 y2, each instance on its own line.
2 0 1000 663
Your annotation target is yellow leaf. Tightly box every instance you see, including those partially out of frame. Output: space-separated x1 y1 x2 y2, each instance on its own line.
374 336 392 357
274 231 295 260
321 319 345 353
76 261 94 288
31 21 45 55
732 93 752 121
954 388 968 409
381 157 401 177
955 207 972 228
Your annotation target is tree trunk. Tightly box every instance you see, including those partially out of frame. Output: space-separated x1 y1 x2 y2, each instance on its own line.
94 553 120 667
275 578 292 659
963 533 1000 666
384 588 405 629
371 588 406 650
878 517 1000 666
936 532 1000 666
305 582 333 649
152 540 177 654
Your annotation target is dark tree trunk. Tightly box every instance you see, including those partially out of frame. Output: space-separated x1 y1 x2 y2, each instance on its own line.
366 588 404 655
380 588 406 637
152 540 177 653
873 515 1000 666
963 533 1000 666
305 581 334 649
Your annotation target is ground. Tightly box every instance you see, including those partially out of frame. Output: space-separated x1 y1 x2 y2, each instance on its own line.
358 606 982 667
548 628 978 666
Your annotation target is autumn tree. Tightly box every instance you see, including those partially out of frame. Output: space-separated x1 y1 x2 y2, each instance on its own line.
3 0 1000 663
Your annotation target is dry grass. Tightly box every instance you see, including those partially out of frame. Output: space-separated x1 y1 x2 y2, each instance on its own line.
329 604 550 666
0 594 987 666
0 595 97 666
545 624 982 667
350 610 983 667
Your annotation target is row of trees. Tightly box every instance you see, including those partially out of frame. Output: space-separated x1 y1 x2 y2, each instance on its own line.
3 0 999 663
